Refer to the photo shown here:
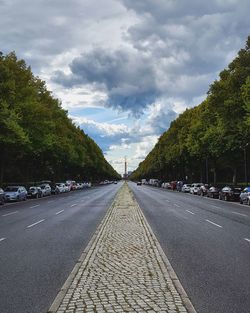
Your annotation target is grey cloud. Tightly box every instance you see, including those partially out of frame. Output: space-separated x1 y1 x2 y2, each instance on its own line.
53 48 159 115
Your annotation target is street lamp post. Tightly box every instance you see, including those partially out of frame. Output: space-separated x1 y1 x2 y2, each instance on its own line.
241 143 249 186
244 143 249 185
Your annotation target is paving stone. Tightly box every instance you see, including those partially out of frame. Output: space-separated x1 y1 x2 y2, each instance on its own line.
54 183 195 313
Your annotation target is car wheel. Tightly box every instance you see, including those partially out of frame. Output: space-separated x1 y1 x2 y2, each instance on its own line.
225 195 228 201
240 199 243 204
248 199 250 206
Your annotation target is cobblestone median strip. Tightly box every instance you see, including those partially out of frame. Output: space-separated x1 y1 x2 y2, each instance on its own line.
48 183 196 313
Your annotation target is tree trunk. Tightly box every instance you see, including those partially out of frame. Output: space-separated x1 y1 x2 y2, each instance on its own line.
233 167 237 185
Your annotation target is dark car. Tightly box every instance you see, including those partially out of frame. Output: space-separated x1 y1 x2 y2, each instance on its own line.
240 187 250 205
207 186 220 198
27 186 43 199
51 184 60 195
197 184 209 196
0 188 5 205
137 181 142 186
219 186 242 201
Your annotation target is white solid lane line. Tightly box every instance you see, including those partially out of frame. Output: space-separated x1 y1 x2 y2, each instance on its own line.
55 210 64 215
2 211 18 217
205 219 223 228
30 204 40 209
232 212 247 217
27 219 45 228
70 204 77 207
211 205 221 209
0 237 6 242
244 238 250 243
186 210 195 215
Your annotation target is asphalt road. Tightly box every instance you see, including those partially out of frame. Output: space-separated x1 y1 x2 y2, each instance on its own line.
0 183 121 313
128 182 250 313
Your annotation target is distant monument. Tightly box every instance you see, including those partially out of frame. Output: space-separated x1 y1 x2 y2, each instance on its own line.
123 156 128 180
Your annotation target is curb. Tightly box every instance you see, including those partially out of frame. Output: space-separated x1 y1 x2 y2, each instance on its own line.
128 185 197 313
47 185 123 313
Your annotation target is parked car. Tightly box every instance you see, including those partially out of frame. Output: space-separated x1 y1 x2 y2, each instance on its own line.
197 184 209 196
0 188 5 205
66 180 76 191
50 184 60 195
207 186 220 198
27 186 43 199
4 186 27 202
190 183 204 195
137 181 142 186
219 186 242 201
181 184 191 193
240 187 250 205
170 181 177 190
39 184 51 197
176 181 184 192
56 183 67 193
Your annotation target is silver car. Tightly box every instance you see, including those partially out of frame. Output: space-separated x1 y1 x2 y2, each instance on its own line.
39 184 51 197
240 187 250 205
4 186 27 202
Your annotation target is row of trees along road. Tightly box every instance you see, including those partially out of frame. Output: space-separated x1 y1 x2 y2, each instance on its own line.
131 36 250 185
0 52 120 184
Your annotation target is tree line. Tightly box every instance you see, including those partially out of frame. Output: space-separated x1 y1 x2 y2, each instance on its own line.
0 52 120 184
131 37 250 185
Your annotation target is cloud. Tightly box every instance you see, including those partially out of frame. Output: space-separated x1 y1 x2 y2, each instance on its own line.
52 0 249 117
53 47 158 115
72 116 130 151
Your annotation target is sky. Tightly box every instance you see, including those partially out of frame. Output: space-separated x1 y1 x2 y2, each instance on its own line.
0 0 249 174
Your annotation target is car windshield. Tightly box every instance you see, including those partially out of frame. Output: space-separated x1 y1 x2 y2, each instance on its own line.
5 187 18 192
29 187 36 191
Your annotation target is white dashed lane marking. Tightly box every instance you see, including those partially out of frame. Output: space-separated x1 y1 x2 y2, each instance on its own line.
244 238 250 243
0 237 6 242
174 204 180 208
205 219 222 228
186 210 195 215
232 212 247 217
70 204 77 207
2 211 18 217
27 219 45 228
56 210 64 215
30 205 40 209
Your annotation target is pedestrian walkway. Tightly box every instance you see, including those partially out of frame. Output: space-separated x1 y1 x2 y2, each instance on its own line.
49 183 196 313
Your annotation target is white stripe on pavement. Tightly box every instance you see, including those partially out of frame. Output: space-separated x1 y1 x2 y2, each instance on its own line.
244 238 250 243
55 210 64 215
0 237 6 242
186 210 195 215
70 204 77 207
27 219 45 228
30 204 40 209
174 204 180 208
232 212 247 217
2 211 18 217
205 219 222 228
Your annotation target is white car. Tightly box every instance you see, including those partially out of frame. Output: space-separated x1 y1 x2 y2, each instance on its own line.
182 184 191 193
190 183 204 195
56 183 67 193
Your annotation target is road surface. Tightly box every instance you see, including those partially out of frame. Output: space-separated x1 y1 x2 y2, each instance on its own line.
129 182 250 313
0 183 121 313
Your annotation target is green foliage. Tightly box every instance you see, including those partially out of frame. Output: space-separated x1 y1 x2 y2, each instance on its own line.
131 36 250 184
0 52 120 183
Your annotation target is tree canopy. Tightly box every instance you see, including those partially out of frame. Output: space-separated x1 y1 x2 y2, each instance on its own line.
0 52 120 183
131 36 250 185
